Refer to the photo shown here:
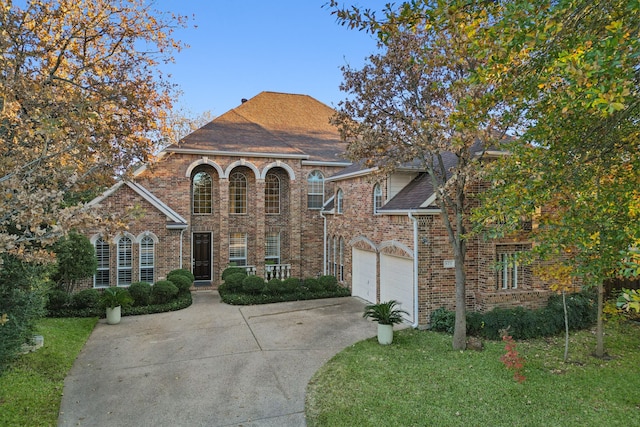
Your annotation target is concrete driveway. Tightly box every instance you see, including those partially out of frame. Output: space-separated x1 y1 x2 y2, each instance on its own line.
58 291 374 426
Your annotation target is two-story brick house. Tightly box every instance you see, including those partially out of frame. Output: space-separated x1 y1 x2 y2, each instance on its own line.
88 91 550 327
87 92 348 288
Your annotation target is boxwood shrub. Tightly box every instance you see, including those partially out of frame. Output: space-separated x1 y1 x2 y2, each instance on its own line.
47 289 71 311
281 277 301 294
242 275 266 294
265 278 285 295
128 282 152 306
318 275 338 291
72 288 100 309
303 278 323 292
151 280 178 304
224 272 247 292
222 267 246 281
167 274 192 294
167 268 195 282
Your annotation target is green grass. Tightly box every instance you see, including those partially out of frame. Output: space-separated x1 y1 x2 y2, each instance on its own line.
0 317 97 427
306 321 640 426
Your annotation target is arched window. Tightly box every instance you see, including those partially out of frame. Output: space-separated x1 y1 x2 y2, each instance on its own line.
192 171 212 214
229 172 247 214
94 237 110 288
117 236 132 287
332 236 338 277
307 170 324 209
139 235 155 283
336 189 344 214
373 183 383 213
265 174 280 214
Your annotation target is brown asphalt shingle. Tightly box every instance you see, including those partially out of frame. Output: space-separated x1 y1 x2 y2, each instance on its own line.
169 91 348 163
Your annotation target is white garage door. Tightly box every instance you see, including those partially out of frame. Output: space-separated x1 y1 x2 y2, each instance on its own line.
352 248 377 303
380 254 414 323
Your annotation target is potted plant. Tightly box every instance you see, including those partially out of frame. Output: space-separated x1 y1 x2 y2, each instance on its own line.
363 300 409 345
100 287 133 325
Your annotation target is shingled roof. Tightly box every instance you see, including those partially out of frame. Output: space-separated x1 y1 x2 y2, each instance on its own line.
167 91 349 163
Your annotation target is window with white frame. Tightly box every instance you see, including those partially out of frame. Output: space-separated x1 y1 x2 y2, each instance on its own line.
307 170 324 209
192 171 212 214
265 232 280 264
336 189 344 214
229 233 247 266
139 235 155 283
332 236 338 277
117 236 132 286
373 183 383 213
265 174 280 214
326 235 332 275
229 172 247 214
94 237 110 288
496 245 531 290
339 237 345 282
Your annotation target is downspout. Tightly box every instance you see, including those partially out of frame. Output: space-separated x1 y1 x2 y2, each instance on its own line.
408 211 419 328
320 210 327 275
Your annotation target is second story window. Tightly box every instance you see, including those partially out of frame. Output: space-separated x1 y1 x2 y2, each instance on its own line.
336 189 344 214
265 174 280 214
193 171 212 214
307 170 324 209
373 183 383 213
229 172 247 214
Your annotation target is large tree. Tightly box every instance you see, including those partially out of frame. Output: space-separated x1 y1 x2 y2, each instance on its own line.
0 0 188 261
330 1 510 350
474 0 640 357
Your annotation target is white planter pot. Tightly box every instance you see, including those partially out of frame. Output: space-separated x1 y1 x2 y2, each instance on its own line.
377 323 394 345
106 306 122 325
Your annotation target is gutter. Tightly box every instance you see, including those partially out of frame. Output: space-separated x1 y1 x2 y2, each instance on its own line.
408 211 420 328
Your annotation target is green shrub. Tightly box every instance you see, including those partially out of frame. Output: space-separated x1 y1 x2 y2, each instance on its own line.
265 278 285 295
222 267 246 281
430 307 455 334
52 231 98 293
304 278 323 292
167 274 192 294
72 289 100 309
47 290 71 311
0 254 48 374
281 277 301 294
128 282 152 306
242 275 266 294
224 272 247 292
318 275 338 291
151 280 178 304
167 268 195 282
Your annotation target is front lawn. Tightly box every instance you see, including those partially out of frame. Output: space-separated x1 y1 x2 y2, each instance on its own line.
306 322 640 426
0 317 97 427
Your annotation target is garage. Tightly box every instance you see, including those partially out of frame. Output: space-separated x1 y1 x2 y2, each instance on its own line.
352 248 377 303
380 254 414 323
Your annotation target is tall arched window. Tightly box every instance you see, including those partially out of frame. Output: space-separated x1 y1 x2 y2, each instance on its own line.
332 236 338 277
117 236 132 287
336 189 344 214
94 237 110 288
229 172 247 214
265 174 280 214
373 183 383 213
192 171 212 214
307 170 324 209
139 235 155 283
339 237 345 282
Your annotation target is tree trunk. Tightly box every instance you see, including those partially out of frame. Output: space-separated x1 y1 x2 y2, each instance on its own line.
452 254 467 350
562 290 569 362
595 281 605 358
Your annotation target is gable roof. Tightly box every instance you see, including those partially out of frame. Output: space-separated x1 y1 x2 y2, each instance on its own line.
167 92 348 163
89 181 188 227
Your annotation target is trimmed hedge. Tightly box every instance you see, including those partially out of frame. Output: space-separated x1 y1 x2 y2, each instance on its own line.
219 280 351 305
430 290 597 340
71 288 100 309
242 275 266 294
167 268 195 282
167 274 192 294
318 275 338 291
222 267 247 281
129 282 152 306
46 290 71 311
47 292 192 318
151 280 178 304
225 272 247 292
304 278 323 293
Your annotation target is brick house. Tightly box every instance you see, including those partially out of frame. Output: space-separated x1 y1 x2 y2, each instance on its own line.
322 154 550 327
87 92 348 288
87 91 549 327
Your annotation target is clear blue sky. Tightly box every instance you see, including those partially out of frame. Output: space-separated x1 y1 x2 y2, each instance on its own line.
156 1 387 117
